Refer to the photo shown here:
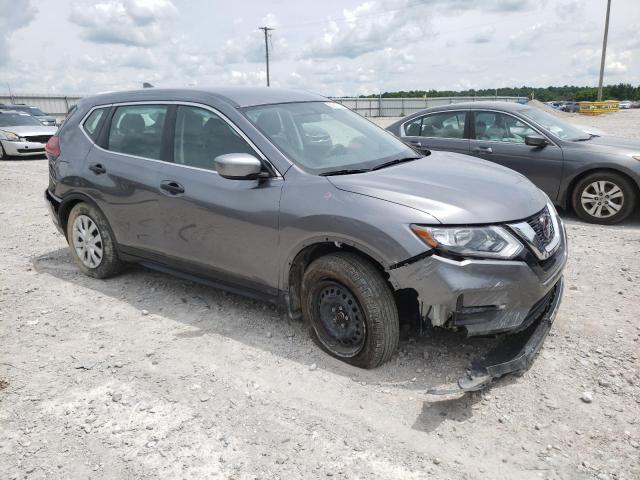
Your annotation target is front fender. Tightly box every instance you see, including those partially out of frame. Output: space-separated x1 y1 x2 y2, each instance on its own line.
278 174 438 291
558 160 640 207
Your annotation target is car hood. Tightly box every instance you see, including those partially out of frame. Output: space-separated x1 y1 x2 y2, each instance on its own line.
0 125 57 136
327 151 547 224
580 135 640 152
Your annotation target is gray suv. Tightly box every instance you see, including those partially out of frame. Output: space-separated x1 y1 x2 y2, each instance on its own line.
45 88 567 390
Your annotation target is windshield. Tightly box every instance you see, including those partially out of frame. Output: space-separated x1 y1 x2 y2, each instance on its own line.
0 113 43 127
519 108 589 141
13 106 47 116
244 101 419 175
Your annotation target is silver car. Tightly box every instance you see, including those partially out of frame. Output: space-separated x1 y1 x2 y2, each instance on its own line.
45 88 567 390
0 110 57 159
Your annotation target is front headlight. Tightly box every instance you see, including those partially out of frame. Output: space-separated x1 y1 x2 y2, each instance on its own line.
410 224 523 260
0 130 19 141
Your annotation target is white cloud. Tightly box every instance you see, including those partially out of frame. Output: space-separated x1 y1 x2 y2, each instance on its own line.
69 0 177 46
470 26 495 44
0 0 37 66
0 0 638 96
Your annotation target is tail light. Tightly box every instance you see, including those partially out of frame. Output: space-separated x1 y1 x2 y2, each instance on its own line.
45 136 60 158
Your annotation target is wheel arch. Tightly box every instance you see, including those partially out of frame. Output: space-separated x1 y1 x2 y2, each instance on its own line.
284 238 398 319
58 193 112 240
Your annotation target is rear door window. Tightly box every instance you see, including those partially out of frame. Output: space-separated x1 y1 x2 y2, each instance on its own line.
107 105 168 160
403 111 466 139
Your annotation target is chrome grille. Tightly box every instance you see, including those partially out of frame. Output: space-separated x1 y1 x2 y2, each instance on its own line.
507 206 561 261
525 207 555 249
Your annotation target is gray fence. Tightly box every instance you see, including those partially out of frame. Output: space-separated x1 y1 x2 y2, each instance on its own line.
0 93 527 120
0 94 83 119
332 96 528 117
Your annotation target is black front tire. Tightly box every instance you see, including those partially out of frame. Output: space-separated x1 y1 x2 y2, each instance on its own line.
572 171 636 225
301 252 399 369
66 202 125 278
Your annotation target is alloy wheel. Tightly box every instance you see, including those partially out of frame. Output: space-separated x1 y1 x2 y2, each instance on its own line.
580 180 624 219
72 215 103 268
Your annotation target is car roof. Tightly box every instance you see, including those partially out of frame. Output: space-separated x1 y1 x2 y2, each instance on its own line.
421 101 530 112
82 87 328 109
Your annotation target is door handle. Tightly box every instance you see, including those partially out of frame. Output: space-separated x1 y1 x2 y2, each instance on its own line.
472 146 493 154
89 163 106 174
160 180 185 195
408 140 423 147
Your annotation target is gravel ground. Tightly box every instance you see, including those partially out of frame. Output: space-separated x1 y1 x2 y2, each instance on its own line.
1 110 639 480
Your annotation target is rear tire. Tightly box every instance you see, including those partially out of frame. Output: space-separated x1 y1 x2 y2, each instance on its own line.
301 252 399 369
572 171 636 224
0 143 6 160
66 202 124 278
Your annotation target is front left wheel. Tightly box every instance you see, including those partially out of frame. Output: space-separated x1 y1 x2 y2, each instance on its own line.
66 202 124 278
301 252 399 369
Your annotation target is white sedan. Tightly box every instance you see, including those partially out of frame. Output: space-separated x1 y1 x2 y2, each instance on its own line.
0 110 57 159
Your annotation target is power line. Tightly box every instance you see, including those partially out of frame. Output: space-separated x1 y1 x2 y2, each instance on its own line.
258 26 275 87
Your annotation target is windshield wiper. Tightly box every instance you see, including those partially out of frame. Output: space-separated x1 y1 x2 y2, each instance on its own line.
319 168 370 176
574 134 598 142
371 156 422 171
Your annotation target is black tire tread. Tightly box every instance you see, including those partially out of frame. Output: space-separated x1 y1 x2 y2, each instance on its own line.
301 252 399 368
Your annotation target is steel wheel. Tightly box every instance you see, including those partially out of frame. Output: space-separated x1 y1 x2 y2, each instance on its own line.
580 180 624 219
314 280 366 358
72 214 103 268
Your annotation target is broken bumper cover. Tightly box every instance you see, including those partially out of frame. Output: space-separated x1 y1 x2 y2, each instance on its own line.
457 276 563 391
389 221 567 391
389 221 567 336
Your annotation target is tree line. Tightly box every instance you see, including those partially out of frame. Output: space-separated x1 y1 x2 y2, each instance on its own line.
360 83 640 101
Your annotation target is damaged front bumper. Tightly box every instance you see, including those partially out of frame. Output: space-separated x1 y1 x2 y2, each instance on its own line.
389 221 567 390
457 276 563 391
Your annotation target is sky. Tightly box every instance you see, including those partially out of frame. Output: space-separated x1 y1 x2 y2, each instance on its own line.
0 0 639 96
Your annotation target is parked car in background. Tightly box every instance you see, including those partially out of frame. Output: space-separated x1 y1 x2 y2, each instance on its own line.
44 88 567 389
618 100 632 109
560 102 580 113
0 110 57 159
387 101 640 224
0 104 57 126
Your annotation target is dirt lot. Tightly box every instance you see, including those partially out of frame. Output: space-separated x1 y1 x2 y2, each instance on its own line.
1 110 639 480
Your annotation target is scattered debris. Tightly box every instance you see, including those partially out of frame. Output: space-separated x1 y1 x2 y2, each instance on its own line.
76 359 97 370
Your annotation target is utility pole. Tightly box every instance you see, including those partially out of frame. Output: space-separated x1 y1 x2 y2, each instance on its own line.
597 0 611 101
258 26 274 87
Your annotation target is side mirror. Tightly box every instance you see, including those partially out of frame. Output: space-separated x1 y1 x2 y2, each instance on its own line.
525 135 548 147
214 153 264 180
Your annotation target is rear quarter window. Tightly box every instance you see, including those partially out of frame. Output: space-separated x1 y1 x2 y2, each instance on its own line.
82 108 106 140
